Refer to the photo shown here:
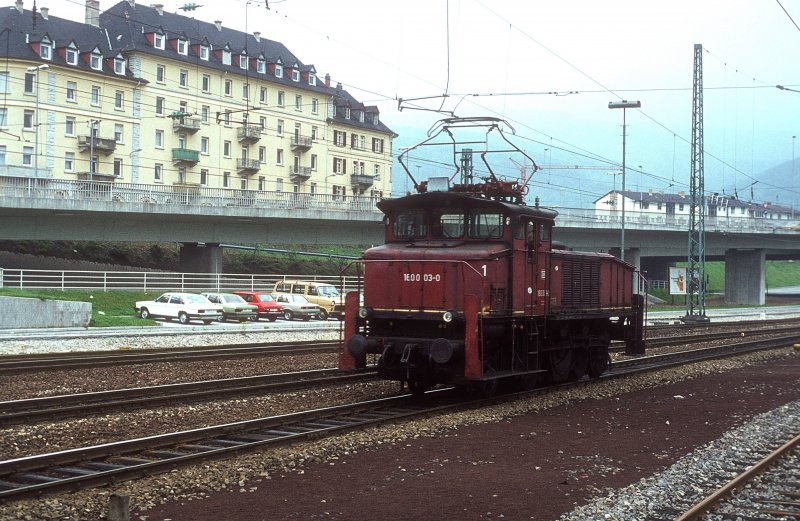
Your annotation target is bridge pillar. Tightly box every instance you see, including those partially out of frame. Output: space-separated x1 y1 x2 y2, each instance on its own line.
179 242 223 274
724 249 765 305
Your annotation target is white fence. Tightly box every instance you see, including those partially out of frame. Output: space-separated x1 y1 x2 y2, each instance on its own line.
0 269 361 294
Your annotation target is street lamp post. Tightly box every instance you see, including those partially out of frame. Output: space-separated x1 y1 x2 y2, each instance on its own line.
608 100 641 263
26 64 49 177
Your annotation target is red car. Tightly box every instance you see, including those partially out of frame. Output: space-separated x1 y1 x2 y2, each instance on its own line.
233 291 284 322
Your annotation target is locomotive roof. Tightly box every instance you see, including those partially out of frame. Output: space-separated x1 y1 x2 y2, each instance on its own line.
377 191 559 222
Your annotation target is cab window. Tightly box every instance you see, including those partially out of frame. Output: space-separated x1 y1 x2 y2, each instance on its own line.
308 286 319 296
469 210 504 238
292 285 305 294
431 209 465 238
393 209 427 239
275 282 290 293
540 224 551 241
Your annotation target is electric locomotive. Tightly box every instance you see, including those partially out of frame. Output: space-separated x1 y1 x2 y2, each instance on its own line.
340 117 645 395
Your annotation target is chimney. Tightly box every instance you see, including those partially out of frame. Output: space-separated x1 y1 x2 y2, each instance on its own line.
40 6 48 19
215 20 222 32
85 0 100 26
253 31 260 42
14 0 22 14
325 73 330 87
152 3 164 15
336 82 342 90
648 188 653 195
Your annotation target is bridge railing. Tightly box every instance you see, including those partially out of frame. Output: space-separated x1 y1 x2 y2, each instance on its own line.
0 175 383 216
0 269 361 294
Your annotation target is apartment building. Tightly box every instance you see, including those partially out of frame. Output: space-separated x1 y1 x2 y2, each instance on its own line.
0 0 395 200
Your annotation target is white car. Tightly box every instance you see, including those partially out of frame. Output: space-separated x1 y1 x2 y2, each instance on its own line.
135 292 223 325
272 293 322 321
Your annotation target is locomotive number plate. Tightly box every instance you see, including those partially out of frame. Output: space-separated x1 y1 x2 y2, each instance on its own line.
403 273 442 282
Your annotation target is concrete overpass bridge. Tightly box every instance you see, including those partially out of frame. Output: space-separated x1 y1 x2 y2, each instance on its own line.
1 176 798 304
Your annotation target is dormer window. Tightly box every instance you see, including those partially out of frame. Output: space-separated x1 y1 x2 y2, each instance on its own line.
65 45 78 65
359 111 364 123
114 57 126 75
90 51 102 71
239 53 247 69
275 63 283 78
257 58 266 74
39 40 52 60
292 69 299 82
309 75 316 86
177 38 188 55
373 113 379 125
200 45 210 61
344 107 351 119
222 49 231 65
154 33 165 50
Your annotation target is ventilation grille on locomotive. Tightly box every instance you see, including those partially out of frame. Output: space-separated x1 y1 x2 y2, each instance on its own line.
562 258 601 309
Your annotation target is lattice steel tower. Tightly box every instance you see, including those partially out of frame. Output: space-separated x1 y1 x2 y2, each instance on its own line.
684 43 709 322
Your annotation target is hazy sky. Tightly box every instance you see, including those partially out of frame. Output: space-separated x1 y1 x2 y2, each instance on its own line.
53 0 800 205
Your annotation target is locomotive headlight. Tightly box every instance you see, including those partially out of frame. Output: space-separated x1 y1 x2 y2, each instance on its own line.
442 310 454 323
358 306 372 319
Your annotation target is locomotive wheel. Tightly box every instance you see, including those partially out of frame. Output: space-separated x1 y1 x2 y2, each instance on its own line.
587 346 610 378
548 349 572 383
570 348 589 381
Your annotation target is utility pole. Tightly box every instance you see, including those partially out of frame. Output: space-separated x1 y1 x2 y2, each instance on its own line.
684 43 710 323
608 100 642 263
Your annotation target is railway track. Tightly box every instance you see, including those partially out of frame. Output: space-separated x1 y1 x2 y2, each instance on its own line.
0 340 338 374
0 333 796 504
668 433 800 520
0 367 377 426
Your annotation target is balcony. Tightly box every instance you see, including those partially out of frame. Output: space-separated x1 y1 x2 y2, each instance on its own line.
237 125 262 144
77 135 117 155
172 117 201 134
290 135 312 151
237 158 261 174
172 148 200 165
290 166 312 183
351 174 374 190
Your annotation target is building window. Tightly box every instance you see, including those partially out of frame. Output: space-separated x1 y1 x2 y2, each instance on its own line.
156 64 165 83
333 157 345 174
200 169 208 186
223 171 230 187
332 185 344 200
179 69 188 87
309 75 316 86
276 178 283 192
24 73 34 94
155 96 164 115
310 154 317 170
242 83 249 99
200 45 210 61
223 140 231 157
202 74 210 92
90 52 102 71
259 87 267 104
275 64 283 78
311 126 318 141
114 58 126 75
64 152 74 172
91 86 101 106
177 133 187 149
310 183 316 195
311 98 318 114
177 39 188 55
359 111 365 123
23 110 34 130
65 116 75 136
258 146 266 162
258 176 265 191
334 131 345 147
224 79 232 96
259 116 266 129
295 95 302 111
114 158 123 177
66 47 78 65
40 42 52 60
239 53 248 69
66 81 77 102
292 69 300 82
0 108 6 127
22 146 33 166
154 33 165 49
276 149 284 165
222 50 231 66
359 135 366 150
0 72 8 94
276 119 284 135
257 59 266 74
115 90 124 110
154 163 163 182
224 110 231 126
277 91 285 106
201 105 209 123
200 136 209 154
155 129 164 148
240 176 247 190
372 138 384 153
114 123 124 143
177 167 186 184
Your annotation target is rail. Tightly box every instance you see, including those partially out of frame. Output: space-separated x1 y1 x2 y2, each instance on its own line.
0 269 360 293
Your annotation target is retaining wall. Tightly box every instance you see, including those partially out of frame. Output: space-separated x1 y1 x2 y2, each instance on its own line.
0 296 92 328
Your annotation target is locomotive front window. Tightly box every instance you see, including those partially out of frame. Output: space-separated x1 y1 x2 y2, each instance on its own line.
469 210 504 238
431 209 465 238
393 209 427 239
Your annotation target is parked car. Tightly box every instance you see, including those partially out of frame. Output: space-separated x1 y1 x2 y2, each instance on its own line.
272 293 321 321
135 292 222 325
201 292 258 322
233 291 284 322
271 280 345 320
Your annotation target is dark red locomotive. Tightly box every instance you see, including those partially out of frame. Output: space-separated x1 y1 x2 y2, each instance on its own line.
340 117 645 395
